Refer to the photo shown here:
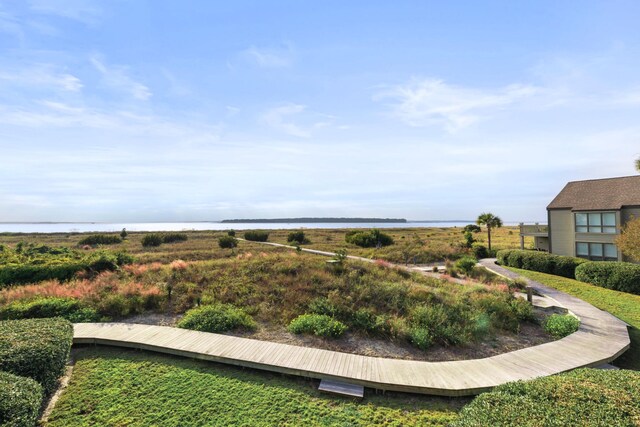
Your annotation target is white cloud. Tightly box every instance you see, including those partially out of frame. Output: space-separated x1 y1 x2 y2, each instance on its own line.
241 45 293 68
0 65 82 92
260 104 311 137
376 78 538 132
90 55 151 100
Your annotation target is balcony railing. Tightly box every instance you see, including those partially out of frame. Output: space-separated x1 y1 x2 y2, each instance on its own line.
519 223 548 236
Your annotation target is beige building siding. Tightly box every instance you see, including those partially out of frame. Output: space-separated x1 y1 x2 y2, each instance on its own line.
534 236 550 251
549 209 574 256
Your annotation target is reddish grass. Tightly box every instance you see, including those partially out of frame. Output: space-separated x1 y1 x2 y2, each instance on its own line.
0 271 161 305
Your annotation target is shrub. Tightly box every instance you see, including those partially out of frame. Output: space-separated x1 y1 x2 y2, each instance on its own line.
287 230 309 244
227 230 236 237
408 304 474 346
345 229 394 248
162 233 188 244
544 314 580 339
288 314 347 338
243 231 270 242
408 327 433 350
177 304 256 333
0 262 86 287
141 234 163 247
85 250 134 275
575 261 640 295
218 236 238 249
308 297 338 317
455 256 477 275
472 244 489 259
0 317 73 393
497 249 586 279
351 308 377 331
452 368 640 427
0 371 43 427
78 234 122 245
0 297 100 322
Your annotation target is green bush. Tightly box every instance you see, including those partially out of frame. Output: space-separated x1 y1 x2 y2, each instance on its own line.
0 318 73 394
455 256 477 274
0 297 100 322
162 233 189 244
78 234 122 245
472 244 489 259
544 314 580 339
218 236 238 249
497 249 586 279
0 245 134 287
243 231 270 242
452 368 640 427
408 304 483 346
345 229 394 248
0 262 86 287
288 314 347 338
287 230 309 244
141 234 163 247
408 327 433 350
0 371 43 427
177 304 256 333
85 250 134 275
227 230 236 237
575 261 640 295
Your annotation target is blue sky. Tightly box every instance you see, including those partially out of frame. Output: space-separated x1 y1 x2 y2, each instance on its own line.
1 1 639 222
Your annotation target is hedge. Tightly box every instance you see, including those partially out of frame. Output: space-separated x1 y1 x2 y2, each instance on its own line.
452 368 640 426
0 297 100 322
0 318 73 394
0 371 43 427
496 249 586 279
575 261 640 295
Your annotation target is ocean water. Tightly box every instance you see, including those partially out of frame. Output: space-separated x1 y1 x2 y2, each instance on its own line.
0 221 518 234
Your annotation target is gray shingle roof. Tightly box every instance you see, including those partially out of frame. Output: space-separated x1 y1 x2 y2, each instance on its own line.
547 175 640 210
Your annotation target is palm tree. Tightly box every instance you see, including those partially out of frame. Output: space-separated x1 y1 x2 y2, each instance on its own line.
476 212 503 252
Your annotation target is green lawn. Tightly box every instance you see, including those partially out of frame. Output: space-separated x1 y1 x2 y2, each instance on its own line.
46 347 464 427
506 267 640 370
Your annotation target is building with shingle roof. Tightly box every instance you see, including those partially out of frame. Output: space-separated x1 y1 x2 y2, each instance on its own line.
545 175 640 261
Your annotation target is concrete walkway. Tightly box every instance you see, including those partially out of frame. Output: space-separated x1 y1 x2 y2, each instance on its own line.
74 259 630 396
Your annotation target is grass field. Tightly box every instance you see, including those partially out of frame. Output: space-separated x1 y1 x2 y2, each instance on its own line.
506 267 640 370
0 225 528 265
46 347 464 427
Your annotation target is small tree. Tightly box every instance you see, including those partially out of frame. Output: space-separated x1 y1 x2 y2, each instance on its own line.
120 228 128 240
616 217 640 261
636 157 640 172
476 213 503 252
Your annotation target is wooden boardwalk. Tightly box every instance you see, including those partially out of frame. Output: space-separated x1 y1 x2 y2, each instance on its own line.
74 259 630 396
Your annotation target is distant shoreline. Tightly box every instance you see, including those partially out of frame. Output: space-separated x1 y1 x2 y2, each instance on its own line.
221 218 407 224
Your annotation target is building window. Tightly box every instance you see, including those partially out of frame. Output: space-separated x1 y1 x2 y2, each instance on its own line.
575 242 618 261
575 212 616 234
